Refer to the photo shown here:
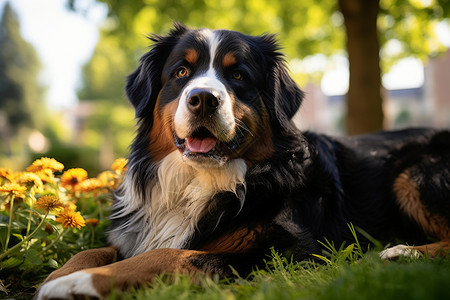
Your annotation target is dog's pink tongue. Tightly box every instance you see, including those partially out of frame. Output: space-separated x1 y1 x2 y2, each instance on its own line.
186 137 216 153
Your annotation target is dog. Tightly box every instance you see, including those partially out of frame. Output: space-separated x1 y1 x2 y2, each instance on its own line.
37 24 450 299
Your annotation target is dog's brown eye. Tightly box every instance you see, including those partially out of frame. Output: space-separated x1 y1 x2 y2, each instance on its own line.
176 67 189 78
232 72 243 81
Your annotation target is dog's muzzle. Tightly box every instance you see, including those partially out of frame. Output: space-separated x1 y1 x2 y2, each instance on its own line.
173 84 242 166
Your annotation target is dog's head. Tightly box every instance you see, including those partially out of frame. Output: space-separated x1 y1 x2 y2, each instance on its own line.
126 24 304 168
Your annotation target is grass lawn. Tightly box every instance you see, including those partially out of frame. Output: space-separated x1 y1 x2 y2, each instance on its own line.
107 249 450 300
6 250 450 300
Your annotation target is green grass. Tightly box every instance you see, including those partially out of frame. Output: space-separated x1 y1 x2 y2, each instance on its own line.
5 249 450 300
111 226 450 300
110 251 450 300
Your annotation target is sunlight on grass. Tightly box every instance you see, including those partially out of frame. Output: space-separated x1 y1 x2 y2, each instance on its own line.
114 250 450 300
115 230 450 300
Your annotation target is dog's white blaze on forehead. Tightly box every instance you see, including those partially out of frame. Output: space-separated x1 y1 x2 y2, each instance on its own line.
206 29 220 71
173 29 235 141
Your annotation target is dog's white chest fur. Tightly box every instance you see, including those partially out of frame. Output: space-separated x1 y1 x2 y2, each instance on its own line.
109 151 246 258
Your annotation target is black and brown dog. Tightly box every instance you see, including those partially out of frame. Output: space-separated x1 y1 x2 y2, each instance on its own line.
37 24 450 299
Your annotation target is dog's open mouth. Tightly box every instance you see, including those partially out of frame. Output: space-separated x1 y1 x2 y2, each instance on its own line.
174 127 244 164
185 127 218 154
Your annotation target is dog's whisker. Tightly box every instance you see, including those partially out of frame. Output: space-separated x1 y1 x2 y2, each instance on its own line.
234 118 254 137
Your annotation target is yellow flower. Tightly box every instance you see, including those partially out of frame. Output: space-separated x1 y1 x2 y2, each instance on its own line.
0 182 27 199
14 172 44 192
61 168 88 190
65 202 78 211
33 169 55 184
55 208 86 229
0 168 13 182
35 195 65 212
97 171 117 188
75 178 103 193
26 157 64 173
111 158 128 175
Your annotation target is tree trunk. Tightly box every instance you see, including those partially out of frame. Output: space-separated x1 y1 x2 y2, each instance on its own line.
338 0 384 135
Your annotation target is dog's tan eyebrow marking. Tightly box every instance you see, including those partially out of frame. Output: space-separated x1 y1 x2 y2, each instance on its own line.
223 52 237 67
185 48 199 65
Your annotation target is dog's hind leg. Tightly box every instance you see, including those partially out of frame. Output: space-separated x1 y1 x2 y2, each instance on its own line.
380 241 450 260
412 240 450 258
382 165 450 260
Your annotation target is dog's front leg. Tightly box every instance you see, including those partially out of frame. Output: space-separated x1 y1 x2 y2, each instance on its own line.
36 248 257 299
43 246 118 283
37 246 118 299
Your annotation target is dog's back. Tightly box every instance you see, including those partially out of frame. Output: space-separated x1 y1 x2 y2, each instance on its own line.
302 128 450 248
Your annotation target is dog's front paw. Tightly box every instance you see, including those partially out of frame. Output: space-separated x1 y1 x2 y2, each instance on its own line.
36 271 101 300
379 244 421 261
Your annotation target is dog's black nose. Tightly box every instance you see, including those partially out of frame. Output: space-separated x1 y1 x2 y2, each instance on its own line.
187 89 220 117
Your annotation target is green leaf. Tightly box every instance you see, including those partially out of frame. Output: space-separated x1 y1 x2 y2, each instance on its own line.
11 220 27 230
0 226 7 249
1 256 23 269
24 249 42 265
48 258 59 269
32 227 49 239
0 214 9 223
312 254 332 265
12 233 24 241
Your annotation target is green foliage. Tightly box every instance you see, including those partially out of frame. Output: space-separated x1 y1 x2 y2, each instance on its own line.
379 0 450 71
77 34 131 102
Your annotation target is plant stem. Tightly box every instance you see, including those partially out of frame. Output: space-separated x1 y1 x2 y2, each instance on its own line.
41 227 68 254
96 198 104 220
4 195 14 252
0 210 49 261
24 191 36 242
90 225 95 248
26 211 32 236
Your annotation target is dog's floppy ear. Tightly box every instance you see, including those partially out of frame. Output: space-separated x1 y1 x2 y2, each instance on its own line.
259 35 304 131
271 61 304 128
126 23 188 120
